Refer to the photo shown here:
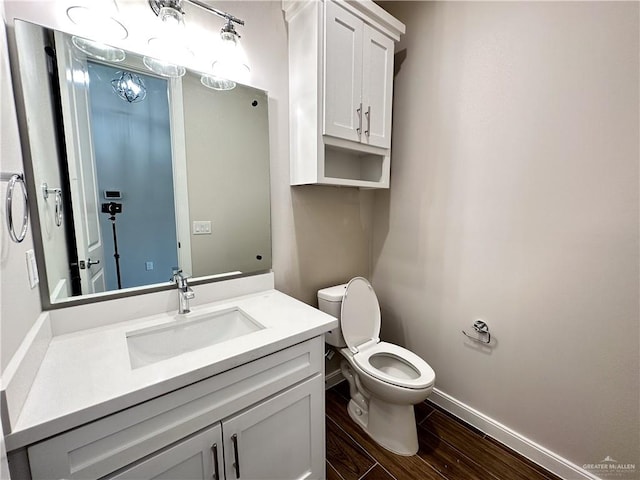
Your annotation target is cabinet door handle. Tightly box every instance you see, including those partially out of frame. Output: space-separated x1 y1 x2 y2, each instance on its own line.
356 102 363 136
211 443 220 480
231 433 240 478
364 105 371 137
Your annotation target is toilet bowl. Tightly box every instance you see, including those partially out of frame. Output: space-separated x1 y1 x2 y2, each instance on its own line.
318 277 435 456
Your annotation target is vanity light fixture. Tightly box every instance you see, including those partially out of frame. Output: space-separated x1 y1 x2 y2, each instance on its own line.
142 55 187 78
147 0 249 88
205 18 250 90
66 3 128 62
111 71 147 103
144 0 191 77
71 36 126 62
200 73 235 91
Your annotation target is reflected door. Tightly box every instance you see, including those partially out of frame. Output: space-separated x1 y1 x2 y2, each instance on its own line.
87 62 179 290
55 32 106 294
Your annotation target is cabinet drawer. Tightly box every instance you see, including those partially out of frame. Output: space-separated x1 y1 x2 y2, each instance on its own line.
28 337 322 480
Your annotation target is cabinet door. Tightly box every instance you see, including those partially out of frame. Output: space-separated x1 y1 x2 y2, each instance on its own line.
323 0 363 143
108 423 224 480
361 24 395 149
223 374 324 480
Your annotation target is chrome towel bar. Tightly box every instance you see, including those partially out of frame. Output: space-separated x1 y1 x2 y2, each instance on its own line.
1 172 29 243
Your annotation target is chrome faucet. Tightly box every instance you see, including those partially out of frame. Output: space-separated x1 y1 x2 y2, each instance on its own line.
171 270 195 314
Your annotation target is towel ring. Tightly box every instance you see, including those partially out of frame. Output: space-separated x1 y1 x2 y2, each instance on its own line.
6 173 29 243
42 183 63 227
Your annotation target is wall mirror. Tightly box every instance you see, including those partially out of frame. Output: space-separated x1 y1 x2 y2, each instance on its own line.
10 19 272 308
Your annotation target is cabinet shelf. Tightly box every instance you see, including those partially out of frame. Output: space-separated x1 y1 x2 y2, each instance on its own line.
324 145 386 186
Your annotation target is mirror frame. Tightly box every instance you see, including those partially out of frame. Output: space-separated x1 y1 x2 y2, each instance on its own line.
7 19 272 310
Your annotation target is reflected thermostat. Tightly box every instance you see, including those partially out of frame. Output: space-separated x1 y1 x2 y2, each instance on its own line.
104 190 122 200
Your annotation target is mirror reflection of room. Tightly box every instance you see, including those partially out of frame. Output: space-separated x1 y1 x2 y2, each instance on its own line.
89 62 178 292
13 20 272 305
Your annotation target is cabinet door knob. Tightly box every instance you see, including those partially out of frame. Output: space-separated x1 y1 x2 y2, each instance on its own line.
211 443 220 479
356 103 363 136
231 433 240 478
364 105 371 137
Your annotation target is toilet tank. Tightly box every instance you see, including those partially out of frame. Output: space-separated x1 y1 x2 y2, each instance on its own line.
317 284 348 347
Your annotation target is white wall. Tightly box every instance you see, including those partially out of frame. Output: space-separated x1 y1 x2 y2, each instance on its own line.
0 12 42 372
374 0 639 473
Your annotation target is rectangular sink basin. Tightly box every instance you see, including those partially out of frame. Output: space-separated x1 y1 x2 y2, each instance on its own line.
126 307 265 369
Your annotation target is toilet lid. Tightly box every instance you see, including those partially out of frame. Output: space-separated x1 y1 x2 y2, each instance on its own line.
340 277 381 353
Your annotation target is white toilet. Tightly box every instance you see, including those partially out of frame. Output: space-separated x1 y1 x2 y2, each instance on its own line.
318 277 435 456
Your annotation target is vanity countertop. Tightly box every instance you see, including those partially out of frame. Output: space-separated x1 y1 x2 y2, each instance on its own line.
5 289 337 450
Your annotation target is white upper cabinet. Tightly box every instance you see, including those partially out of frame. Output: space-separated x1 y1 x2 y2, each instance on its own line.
361 25 395 148
324 1 394 149
285 0 405 188
323 1 363 143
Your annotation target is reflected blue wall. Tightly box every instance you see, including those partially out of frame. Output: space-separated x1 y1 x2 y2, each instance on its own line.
87 62 178 290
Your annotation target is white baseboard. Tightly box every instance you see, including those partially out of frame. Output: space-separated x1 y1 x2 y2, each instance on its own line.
429 388 601 480
325 369 345 390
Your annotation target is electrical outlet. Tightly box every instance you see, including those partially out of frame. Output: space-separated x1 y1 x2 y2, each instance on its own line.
145 261 154 271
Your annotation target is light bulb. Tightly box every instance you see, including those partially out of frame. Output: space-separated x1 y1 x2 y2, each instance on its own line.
158 6 185 30
211 30 250 85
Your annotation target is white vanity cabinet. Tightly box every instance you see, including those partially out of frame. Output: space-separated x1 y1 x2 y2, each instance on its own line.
26 337 325 480
221 376 323 479
109 423 224 479
110 377 322 480
285 0 405 188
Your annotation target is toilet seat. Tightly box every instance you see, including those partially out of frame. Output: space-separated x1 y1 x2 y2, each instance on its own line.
353 342 435 390
341 277 435 390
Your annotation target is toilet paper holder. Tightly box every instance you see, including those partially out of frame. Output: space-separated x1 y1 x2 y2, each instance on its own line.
462 319 491 344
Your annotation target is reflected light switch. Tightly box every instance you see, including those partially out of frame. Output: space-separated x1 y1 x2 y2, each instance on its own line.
193 221 212 235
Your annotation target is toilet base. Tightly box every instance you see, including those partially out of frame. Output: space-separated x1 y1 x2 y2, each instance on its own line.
347 398 369 432
347 397 419 456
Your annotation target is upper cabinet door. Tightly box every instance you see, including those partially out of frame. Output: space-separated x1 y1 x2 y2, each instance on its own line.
324 0 363 143
361 24 394 149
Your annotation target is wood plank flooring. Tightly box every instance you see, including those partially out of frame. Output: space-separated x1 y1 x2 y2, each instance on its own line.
326 383 563 480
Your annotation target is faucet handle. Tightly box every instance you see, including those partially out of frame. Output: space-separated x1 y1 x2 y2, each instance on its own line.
171 269 187 280
170 269 190 287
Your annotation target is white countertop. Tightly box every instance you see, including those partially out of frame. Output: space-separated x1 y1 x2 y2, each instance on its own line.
5 289 337 450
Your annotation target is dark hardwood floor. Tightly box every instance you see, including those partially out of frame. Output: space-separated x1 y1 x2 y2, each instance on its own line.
325 383 563 480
